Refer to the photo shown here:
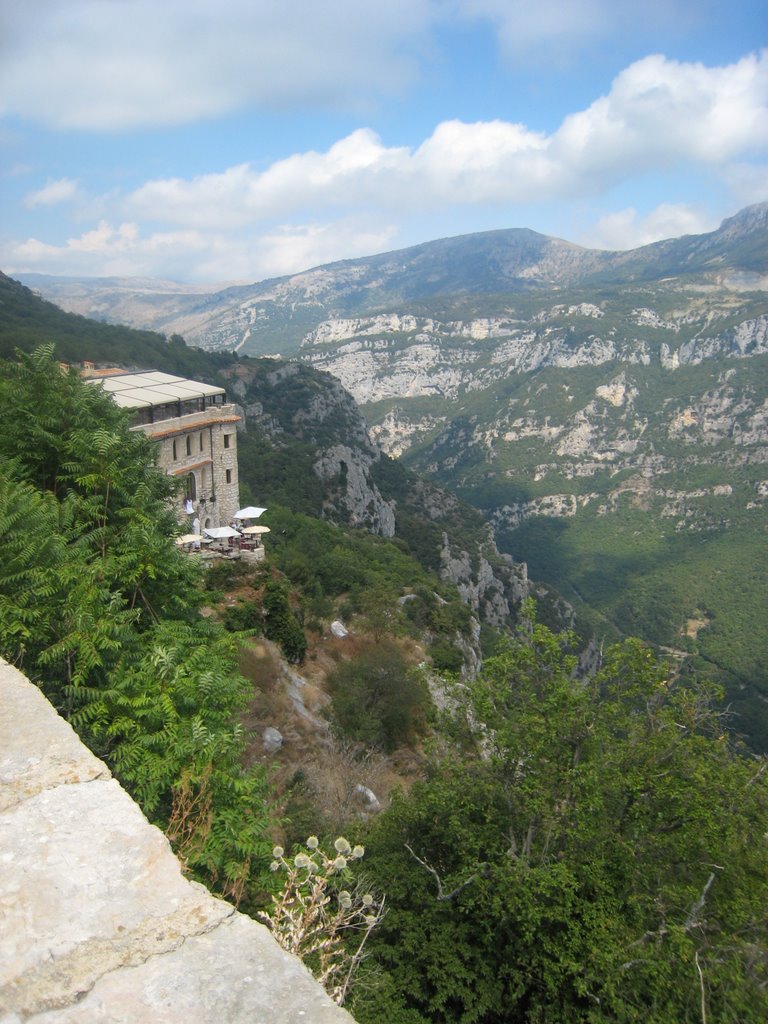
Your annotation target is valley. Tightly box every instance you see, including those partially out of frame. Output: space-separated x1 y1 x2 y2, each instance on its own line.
3 212 768 1021
10 203 768 746
313 306 768 744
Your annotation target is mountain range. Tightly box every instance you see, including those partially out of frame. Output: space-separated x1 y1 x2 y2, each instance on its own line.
18 203 768 357
10 203 768 747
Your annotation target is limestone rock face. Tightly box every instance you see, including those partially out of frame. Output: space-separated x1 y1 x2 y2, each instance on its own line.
0 660 353 1024
314 443 396 537
439 533 528 629
300 311 768 412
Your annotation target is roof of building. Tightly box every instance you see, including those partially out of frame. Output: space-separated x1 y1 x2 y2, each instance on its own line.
87 371 226 410
140 412 241 438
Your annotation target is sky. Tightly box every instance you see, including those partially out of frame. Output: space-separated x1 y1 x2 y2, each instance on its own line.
1 0 766 285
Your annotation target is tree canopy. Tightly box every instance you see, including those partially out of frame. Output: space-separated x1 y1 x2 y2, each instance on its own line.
354 606 768 1023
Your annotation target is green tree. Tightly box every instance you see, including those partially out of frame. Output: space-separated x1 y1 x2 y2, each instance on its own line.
354 607 768 1023
359 583 402 641
263 578 307 663
85 619 274 904
328 642 430 752
0 347 275 904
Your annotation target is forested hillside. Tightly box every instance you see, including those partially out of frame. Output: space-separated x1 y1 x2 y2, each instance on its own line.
393 345 768 747
1 342 766 1022
0 272 532 635
353 610 768 1024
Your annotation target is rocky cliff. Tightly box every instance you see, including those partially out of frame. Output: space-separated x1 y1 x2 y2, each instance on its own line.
318 316 767 744
221 358 532 631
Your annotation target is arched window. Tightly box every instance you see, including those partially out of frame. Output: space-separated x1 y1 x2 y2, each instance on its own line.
185 472 196 501
186 435 192 456
199 432 204 452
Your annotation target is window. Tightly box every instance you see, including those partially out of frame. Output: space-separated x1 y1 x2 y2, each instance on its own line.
199 432 204 452
185 473 196 500
186 435 192 456
172 439 177 460
225 433 233 449
225 469 232 484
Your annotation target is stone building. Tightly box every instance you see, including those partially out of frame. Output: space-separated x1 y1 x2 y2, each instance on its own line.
84 369 241 529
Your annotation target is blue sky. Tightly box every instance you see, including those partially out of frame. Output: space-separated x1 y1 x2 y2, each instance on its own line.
1 0 766 284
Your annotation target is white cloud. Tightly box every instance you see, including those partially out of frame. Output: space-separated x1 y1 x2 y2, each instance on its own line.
127 52 768 224
0 0 434 130
8 221 210 279
127 131 414 227
553 53 768 177
256 221 399 278
23 178 80 208
4 50 766 280
3 216 398 283
586 204 718 250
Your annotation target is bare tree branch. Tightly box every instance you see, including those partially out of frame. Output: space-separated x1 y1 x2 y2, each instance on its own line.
404 843 482 902
685 872 717 931
695 951 708 1024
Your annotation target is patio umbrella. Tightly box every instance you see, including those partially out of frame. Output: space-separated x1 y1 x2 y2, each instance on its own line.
204 526 241 539
242 525 271 535
234 506 267 520
176 533 205 545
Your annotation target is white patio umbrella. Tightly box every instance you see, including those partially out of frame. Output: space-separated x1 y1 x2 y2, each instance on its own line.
175 533 205 545
204 526 241 539
241 525 271 535
234 506 267 520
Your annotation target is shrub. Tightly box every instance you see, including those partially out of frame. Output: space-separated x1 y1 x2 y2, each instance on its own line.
222 599 262 633
428 639 464 673
263 579 307 663
204 560 252 592
328 642 430 752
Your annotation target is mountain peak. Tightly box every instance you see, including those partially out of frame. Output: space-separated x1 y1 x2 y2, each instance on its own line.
717 201 768 237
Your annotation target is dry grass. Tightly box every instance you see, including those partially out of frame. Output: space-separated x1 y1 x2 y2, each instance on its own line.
236 624 428 834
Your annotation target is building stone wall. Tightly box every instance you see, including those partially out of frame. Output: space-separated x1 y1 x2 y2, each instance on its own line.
0 659 354 1024
134 405 241 529
209 417 240 525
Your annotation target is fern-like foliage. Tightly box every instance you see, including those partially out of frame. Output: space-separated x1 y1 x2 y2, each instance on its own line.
0 347 275 903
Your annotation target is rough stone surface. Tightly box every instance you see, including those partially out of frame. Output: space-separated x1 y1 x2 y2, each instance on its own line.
313 444 396 538
0 672 109 813
0 659 354 1024
262 726 283 752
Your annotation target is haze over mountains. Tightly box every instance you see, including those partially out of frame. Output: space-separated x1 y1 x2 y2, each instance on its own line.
19 203 768 357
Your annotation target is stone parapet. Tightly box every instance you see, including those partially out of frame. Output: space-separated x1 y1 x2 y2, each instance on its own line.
0 660 354 1024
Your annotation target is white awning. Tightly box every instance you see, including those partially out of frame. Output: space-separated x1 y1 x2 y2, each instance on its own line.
90 371 226 408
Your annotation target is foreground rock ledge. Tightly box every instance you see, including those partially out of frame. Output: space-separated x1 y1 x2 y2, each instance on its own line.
0 659 354 1024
